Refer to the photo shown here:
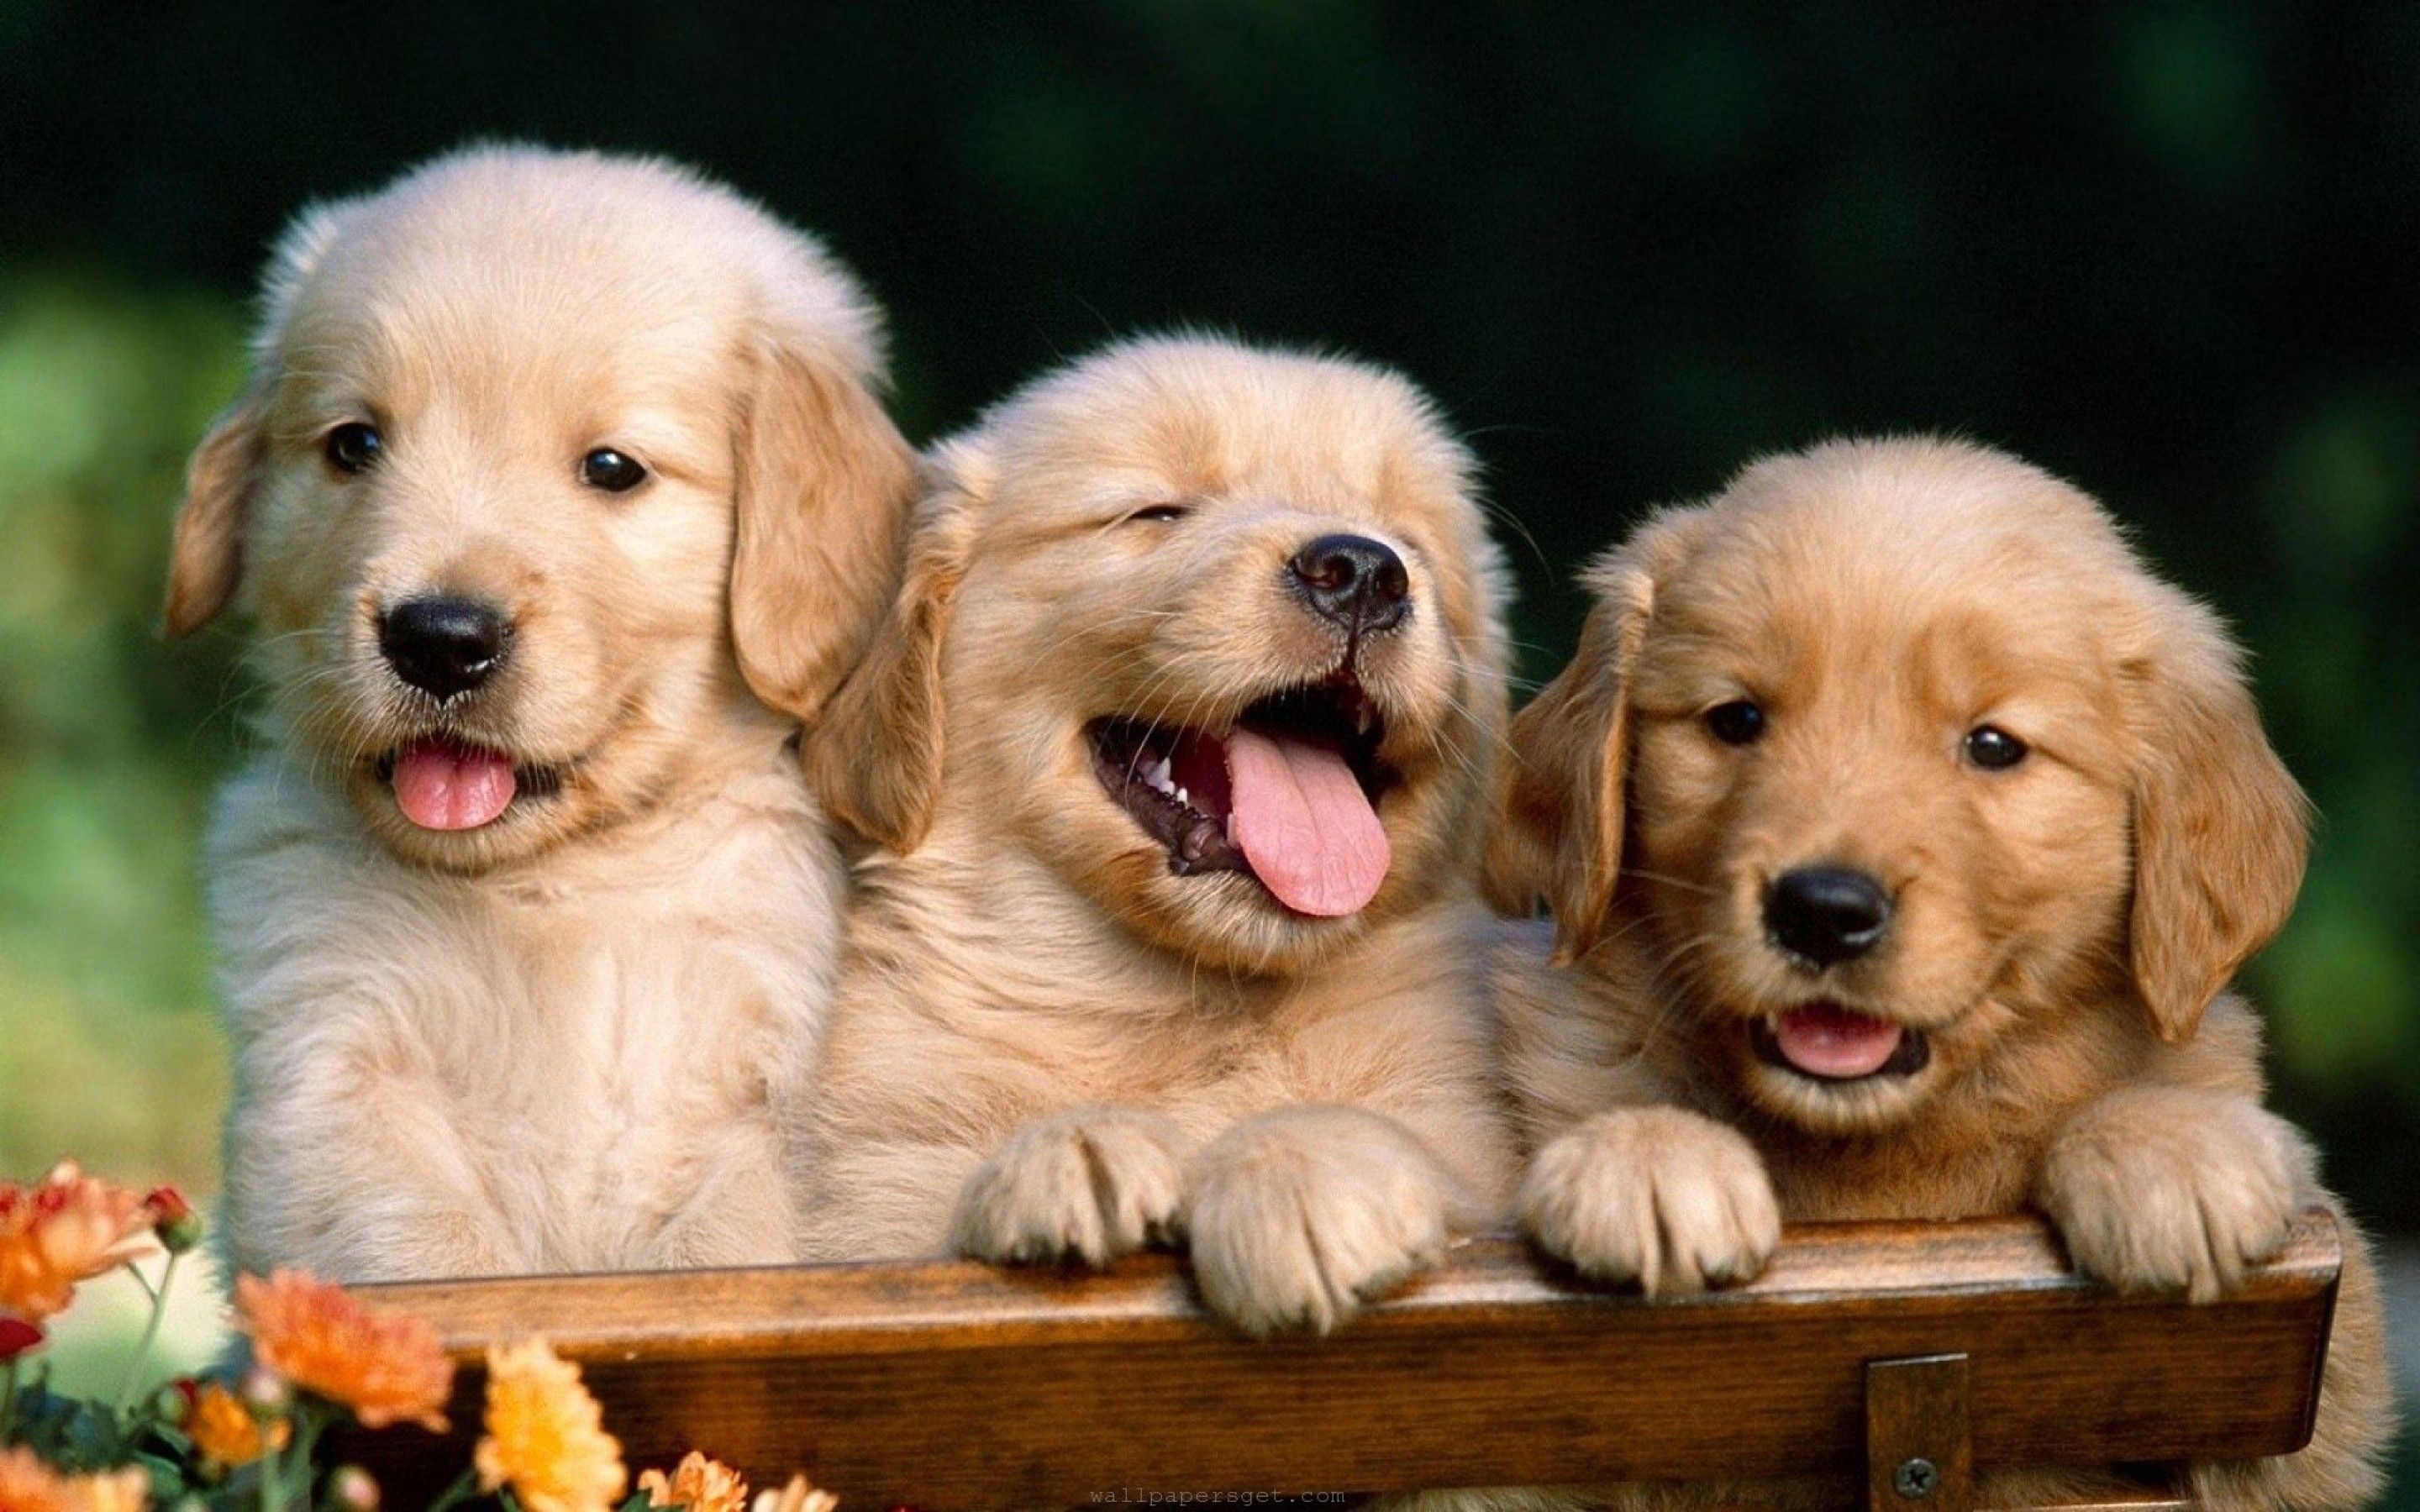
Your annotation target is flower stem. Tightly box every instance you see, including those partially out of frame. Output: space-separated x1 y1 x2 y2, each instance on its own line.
287 1404 329 1508
112 1251 180 1417
2 1356 19 1441
123 1261 160 1306
424 1466 480 1512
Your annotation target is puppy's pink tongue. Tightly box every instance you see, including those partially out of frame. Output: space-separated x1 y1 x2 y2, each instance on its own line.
391 738 517 831
1772 1003 1904 1079
1223 727 1389 917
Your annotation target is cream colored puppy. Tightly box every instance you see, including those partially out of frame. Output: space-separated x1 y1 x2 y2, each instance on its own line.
794 336 1518 1335
1490 438 2390 1508
169 147 915 1281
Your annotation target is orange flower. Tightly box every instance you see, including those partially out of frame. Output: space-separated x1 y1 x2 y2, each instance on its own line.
473 1341 626 1512
0 1448 76 1512
234 1270 453 1431
750 1477 838 1512
179 1381 291 1473
0 1447 150 1512
638 1452 749 1512
0 1163 158 1324
69 1467 149 1512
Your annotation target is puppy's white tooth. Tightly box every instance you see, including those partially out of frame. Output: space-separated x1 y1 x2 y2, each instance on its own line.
1175 786 1189 808
1150 758 1171 786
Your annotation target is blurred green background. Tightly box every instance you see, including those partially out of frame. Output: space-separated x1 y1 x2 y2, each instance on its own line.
1 0 2412 1483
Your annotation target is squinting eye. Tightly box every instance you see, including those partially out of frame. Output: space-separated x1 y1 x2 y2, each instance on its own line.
324 423 382 475
1703 699 1765 746
581 448 649 493
1123 503 1190 525
1964 724 2028 770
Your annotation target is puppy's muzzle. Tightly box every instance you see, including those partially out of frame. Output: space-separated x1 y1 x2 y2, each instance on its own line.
1764 864 1891 969
1289 533 1408 637
379 595 511 701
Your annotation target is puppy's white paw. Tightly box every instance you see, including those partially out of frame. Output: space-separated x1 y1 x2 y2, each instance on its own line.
1518 1106 1779 1295
1186 1105 1455 1338
2041 1087 2304 1302
950 1106 1188 1268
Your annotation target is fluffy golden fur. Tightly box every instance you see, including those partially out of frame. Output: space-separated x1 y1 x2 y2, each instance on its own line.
172 146 915 1279
1490 438 2390 1508
792 335 1519 1335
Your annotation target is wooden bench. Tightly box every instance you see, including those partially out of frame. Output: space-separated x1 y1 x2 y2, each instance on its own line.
355 1209 2344 1511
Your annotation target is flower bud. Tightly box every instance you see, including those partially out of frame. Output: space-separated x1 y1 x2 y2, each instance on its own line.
145 1186 206 1255
239 1366 292 1415
328 1465 381 1511
0 1315 44 1361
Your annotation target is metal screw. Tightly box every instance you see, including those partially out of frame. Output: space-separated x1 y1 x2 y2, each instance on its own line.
1894 1457 1940 1499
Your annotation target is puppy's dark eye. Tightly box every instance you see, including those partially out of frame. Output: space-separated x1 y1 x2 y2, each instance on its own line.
581 449 648 493
324 423 382 475
1964 725 2028 770
1123 502 1191 525
1704 699 1765 746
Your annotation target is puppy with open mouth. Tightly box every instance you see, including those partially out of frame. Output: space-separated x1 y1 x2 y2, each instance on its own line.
1488 438 2389 1508
171 147 914 1280
792 335 1518 1336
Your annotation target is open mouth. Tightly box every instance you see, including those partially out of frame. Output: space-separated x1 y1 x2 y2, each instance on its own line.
1749 1000 1931 1082
371 737 565 832
1087 672 1397 918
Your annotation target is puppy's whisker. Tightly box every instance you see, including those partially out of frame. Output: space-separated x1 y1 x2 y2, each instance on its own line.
1616 867 1724 899
200 628 330 744
1476 498 1554 579
1018 614 1176 671
1428 685 1518 763
1455 659 1526 686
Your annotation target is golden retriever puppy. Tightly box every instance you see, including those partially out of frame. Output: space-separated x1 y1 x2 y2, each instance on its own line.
166 146 914 1280
792 335 1518 1335
1487 438 2390 1508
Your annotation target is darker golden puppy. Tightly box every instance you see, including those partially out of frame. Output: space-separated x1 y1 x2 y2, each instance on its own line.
1491 438 2389 1509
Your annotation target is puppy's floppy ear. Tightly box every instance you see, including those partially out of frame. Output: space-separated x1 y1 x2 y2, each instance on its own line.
162 394 264 636
2124 590 2310 1042
729 322 919 728
1485 564 1651 963
163 193 361 638
799 438 987 853
1486 509 1702 963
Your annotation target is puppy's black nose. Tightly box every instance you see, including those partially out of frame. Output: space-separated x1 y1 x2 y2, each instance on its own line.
1764 864 1891 968
379 596 509 700
1290 533 1409 634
